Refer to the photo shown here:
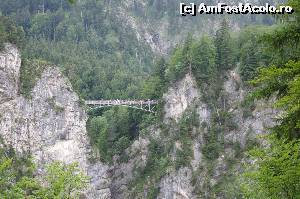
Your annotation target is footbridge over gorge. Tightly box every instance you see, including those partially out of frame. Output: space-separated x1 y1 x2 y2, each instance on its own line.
85 99 159 113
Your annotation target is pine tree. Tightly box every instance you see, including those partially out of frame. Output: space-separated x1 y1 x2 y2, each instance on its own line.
240 39 259 81
154 57 167 85
242 1 300 197
182 33 193 75
191 35 216 82
215 19 233 71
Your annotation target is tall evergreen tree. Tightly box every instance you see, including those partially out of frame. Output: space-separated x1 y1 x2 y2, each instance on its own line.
182 33 194 75
215 19 233 71
240 39 259 81
154 57 167 85
141 58 167 99
242 1 300 198
191 35 216 82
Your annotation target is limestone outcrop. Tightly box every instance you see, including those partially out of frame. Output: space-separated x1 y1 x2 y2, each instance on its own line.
0 44 278 198
0 44 111 199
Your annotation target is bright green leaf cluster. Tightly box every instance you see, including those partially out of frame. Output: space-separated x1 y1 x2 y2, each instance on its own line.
242 135 300 199
0 144 89 198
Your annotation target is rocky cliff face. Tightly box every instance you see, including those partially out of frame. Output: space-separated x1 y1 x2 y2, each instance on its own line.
0 44 21 103
163 74 200 122
0 44 110 199
104 71 276 198
0 44 277 199
153 68 276 198
115 0 282 55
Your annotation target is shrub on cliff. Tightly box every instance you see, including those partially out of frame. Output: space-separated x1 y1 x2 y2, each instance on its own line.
0 16 24 50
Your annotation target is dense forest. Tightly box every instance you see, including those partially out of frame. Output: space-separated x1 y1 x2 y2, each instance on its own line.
0 0 300 198
1 0 155 100
0 0 156 166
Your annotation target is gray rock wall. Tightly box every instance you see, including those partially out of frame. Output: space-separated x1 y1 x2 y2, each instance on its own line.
157 68 277 198
0 44 111 199
0 44 278 199
0 44 21 103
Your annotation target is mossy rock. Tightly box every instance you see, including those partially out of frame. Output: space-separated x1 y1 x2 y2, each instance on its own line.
19 59 50 98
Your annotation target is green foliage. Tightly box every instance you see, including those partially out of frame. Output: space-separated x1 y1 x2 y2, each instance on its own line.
0 16 24 50
238 26 273 82
88 116 110 162
0 143 88 198
129 139 171 199
166 34 218 89
67 0 76 4
215 19 234 71
262 0 300 64
0 0 155 100
243 0 300 138
141 58 167 99
166 33 215 84
46 97 65 113
241 1 300 198
251 61 300 139
132 0 275 41
144 140 170 177
242 135 300 199
202 125 221 160
202 107 238 161
240 96 256 119
172 109 201 169
240 40 260 81
19 59 49 98
146 186 160 199
216 110 239 131
129 108 200 197
191 35 216 84
1 1 296 198
141 76 162 99
166 44 188 83
42 161 89 198
178 108 200 133
174 137 193 170
0 141 35 197
87 106 147 163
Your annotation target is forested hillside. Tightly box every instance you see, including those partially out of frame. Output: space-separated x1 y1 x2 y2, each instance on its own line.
0 0 280 100
115 0 280 53
1 0 154 100
241 1 300 197
0 0 300 198
0 0 279 167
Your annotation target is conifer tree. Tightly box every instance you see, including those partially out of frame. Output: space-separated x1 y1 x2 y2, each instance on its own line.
242 1 300 197
191 35 216 82
182 33 193 75
154 57 167 85
215 19 233 71
240 39 259 81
